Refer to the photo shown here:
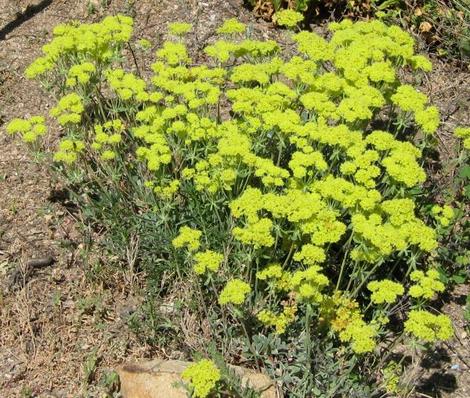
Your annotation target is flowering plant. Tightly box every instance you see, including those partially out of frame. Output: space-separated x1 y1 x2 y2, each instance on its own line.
6 13 467 396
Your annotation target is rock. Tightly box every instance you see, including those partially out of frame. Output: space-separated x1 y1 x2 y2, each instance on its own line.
117 359 280 398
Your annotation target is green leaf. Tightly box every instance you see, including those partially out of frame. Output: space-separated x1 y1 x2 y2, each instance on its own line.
464 184 470 198
437 267 450 284
459 165 470 179
452 274 467 284
377 0 400 10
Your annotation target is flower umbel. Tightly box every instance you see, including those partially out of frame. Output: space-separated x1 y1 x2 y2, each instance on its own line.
172 226 202 252
219 279 251 305
404 310 453 342
182 359 221 398
193 250 224 275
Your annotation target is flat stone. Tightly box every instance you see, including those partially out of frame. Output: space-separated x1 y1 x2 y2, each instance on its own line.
117 359 280 398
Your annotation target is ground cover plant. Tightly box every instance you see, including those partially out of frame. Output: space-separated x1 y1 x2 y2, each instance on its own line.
5 12 470 397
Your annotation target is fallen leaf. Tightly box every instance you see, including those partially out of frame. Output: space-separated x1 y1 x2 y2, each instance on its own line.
419 21 433 33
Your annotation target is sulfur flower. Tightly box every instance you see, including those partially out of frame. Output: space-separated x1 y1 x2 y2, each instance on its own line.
415 106 440 134
193 250 223 275
172 226 202 252
204 40 238 62
91 119 124 160
431 204 455 227
339 318 377 354
289 266 329 303
25 15 133 78
391 85 427 113
216 18 246 35
274 10 303 28
229 188 263 222
153 179 180 199
404 310 453 342
156 41 190 65
137 38 152 49
181 359 221 398
409 269 445 299
381 142 426 188
364 61 396 83
367 280 404 304
66 62 96 87
50 93 84 125
257 305 297 334
218 279 251 305
256 264 283 280
53 138 85 164
106 69 148 101
293 244 326 265
293 31 333 61
14 18 455 367
329 294 378 354
6 115 46 143
410 54 432 71
168 22 192 36
256 264 292 291
454 127 470 150
100 149 116 160
232 218 274 248
382 361 401 394
25 56 54 79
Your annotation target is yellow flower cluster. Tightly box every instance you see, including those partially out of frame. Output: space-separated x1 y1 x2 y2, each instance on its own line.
329 294 377 354
254 266 334 312
351 199 437 262
25 15 133 79
156 41 191 66
455 127 470 149
53 138 85 164
293 244 326 265
106 69 149 101
216 18 245 35
193 250 224 275
168 22 192 36
6 116 46 143
257 305 297 334
289 266 329 303
66 62 96 87
382 361 401 394
231 58 283 85
391 85 440 134
409 269 445 299
367 279 404 304
404 310 453 342
204 39 279 63
133 106 173 172
256 263 292 292
181 359 221 398
148 179 180 199
274 10 303 28
431 204 455 227
137 38 152 50
172 226 202 252
232 218 274 248
218 279 251 305
91 119 124 161
50 93 83 125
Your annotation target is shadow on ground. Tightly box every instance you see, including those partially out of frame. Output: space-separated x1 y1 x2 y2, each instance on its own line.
0 0 53 40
